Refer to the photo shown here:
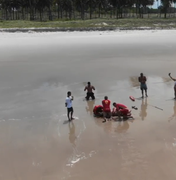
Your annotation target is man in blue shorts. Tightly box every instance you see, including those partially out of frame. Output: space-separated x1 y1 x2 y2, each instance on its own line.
138 73 148 98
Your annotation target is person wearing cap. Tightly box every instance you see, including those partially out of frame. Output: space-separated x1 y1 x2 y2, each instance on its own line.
138 73 148 98
84 82 95 101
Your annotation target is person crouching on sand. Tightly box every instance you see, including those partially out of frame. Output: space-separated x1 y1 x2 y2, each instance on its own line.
84 82 95 101
93 105 103 117
102 96 111 123
112 102 131 120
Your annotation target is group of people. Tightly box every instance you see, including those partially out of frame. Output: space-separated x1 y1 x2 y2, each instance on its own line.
65 73 176 122
94 97 132 123
65 82 96 121
65 81 133 122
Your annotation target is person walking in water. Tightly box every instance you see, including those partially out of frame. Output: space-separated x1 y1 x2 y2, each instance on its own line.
138 73 148 98
84 82 95 101
65 91 74 121
168 73 176 99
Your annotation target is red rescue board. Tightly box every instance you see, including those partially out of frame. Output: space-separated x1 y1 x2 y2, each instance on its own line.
129 96 135 101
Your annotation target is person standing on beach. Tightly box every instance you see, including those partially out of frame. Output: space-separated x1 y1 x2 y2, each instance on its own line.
168 73 176 99
84 82 95 101
65 91 74 121
138 73 148 98
102 96 111 123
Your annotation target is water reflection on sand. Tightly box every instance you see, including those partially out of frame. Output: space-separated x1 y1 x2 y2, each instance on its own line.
1 30 176 180
139 98 148 120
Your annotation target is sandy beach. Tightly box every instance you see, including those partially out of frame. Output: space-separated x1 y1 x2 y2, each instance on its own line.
0 30 176 180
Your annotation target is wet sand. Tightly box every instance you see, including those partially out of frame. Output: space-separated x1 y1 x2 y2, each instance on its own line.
1 30 176 180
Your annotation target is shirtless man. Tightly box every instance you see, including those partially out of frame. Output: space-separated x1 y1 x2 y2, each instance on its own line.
168 73 176 99
84 82 95 101
138 73 148 98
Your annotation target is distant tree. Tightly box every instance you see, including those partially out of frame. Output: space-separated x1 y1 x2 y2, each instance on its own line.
134 0 154 18
161 0 176 18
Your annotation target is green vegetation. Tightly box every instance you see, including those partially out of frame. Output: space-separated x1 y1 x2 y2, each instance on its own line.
0 0 176 22
0 0 176 30
0 18 176 29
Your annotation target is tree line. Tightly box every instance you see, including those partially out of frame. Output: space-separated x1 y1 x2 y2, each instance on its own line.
0 0 176 21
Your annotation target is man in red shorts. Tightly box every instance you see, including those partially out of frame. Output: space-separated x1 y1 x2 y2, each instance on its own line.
102 96 111 123
112 102 131 120
93 105 103 117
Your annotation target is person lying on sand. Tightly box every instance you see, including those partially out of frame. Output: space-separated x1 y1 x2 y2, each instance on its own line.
84 82 95 101
168 73 176 99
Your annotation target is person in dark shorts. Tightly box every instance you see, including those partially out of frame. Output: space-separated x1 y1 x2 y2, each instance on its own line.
84 82 95 100
102 96 111 122
138 73 148 98
65 91 74 121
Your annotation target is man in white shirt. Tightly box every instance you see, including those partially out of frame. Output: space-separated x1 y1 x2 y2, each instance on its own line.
65 91 74 121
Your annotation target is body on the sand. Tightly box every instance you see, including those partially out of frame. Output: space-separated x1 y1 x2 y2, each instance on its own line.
138 73 148 98
102 96 111 122
84 82 95 101
65 91 74 121
168 73 176 99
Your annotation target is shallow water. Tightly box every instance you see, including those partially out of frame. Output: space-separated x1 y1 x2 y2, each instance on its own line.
1 30 176 180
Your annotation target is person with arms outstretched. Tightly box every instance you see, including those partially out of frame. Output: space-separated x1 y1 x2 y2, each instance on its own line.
138 73 148 98
168 73 176 99
65 91 74 121
84 82 95 101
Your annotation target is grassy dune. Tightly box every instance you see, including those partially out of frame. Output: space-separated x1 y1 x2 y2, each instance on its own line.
0 18 176 29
